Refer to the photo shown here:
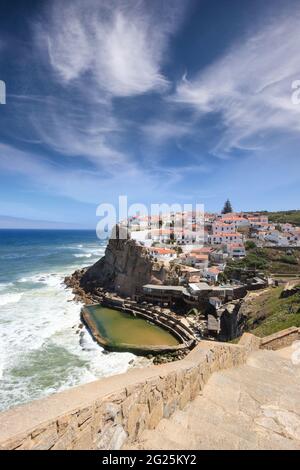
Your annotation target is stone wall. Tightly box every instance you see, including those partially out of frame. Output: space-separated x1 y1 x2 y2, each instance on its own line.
0 327 298 450
0 339 254 450
260 327 299 350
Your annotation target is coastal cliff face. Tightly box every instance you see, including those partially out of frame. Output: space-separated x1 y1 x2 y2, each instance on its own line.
72 227 171 298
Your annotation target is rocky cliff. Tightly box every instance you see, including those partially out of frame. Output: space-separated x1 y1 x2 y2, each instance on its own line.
68 226 172 298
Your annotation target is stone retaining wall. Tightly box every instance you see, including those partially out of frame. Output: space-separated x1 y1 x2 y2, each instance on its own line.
260 327 300 350
0 339 253 450
0 327 298 450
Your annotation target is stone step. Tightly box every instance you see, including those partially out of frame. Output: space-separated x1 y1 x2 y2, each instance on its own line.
127 347 300 450
135 412 261 450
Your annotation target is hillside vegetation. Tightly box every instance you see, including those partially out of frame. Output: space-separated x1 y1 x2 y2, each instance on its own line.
241 285 300 337
260 210 300 226
225 246 300 277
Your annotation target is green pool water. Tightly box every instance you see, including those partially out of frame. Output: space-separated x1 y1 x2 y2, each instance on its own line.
86 306 180 347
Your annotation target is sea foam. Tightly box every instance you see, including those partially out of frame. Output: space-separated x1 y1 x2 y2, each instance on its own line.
0 233 137 412
0 292 23 306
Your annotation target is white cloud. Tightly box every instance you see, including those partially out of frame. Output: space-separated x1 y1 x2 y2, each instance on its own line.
0 143 189 205
31 101 128 171
8 92 131 174
141 120 193 144
40 0 183 97
24 0 189 186
47 10 92 82
171 12 300 156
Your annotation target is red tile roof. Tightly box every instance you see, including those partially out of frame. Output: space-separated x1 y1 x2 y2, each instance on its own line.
212 232 242 237
149 247 176 255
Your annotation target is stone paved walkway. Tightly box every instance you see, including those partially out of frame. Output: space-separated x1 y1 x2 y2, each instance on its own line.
128 344 300 450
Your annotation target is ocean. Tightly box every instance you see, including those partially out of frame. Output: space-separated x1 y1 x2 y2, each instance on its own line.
0 229 136 412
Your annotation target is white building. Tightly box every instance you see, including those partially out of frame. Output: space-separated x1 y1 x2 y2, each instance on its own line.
204 266 222 283
182 253 209 269
209 232 243 245
247 215 269 228
265 230 298 246
173 228 203 245
265 230 281 243
279 232 298 245
148 247 176 261
212 222 235 234
280 223 295 233
226 243 246 258
130 229 150 243
148 229 171 243
220 214 250 229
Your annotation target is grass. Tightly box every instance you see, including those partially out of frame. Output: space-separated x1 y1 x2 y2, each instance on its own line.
278 255 298 265
260 210 300 226
225 247 300 278
244 286 300 337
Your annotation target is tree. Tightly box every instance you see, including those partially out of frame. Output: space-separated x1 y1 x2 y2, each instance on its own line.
222 199 233 214
245 240 256 250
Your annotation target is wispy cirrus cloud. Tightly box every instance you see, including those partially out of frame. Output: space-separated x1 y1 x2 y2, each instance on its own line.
30 97 129 172
141 120 193 144
0 142 192 205
38 0 184 97
171 11 300 157
15 0 189 188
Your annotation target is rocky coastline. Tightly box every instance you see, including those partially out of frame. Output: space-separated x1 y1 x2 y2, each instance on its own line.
64 225 177 306
64 228 195 363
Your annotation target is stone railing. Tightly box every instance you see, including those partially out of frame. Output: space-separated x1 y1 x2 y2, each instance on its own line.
0 338 254 450
238 327 299 352
260 326 299 350
0 326 298 450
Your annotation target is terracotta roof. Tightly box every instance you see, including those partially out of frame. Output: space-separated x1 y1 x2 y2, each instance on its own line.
191 254 209 260
180 266 200 272
221 216 247 221
227 243 245 249
189 247 213 253
149 247 176 255
207 267 221 274
211 232 242 237
150 229 171 236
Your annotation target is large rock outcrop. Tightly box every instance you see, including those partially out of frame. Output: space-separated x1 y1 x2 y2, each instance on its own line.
78 226 171 297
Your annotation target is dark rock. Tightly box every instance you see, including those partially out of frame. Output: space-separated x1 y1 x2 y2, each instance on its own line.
78 225 171 298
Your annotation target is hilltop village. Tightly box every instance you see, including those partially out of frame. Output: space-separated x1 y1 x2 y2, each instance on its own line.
66 206 300 349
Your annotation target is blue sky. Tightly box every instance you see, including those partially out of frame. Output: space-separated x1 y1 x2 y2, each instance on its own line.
0 0 300 228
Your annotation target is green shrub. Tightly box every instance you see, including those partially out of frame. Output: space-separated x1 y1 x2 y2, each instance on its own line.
245 240 256 250
279 255 298 265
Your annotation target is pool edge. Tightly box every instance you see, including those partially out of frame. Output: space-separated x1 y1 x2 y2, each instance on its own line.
81 304 195 356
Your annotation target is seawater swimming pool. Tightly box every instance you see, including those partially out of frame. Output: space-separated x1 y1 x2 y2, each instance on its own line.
84 305 180 350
